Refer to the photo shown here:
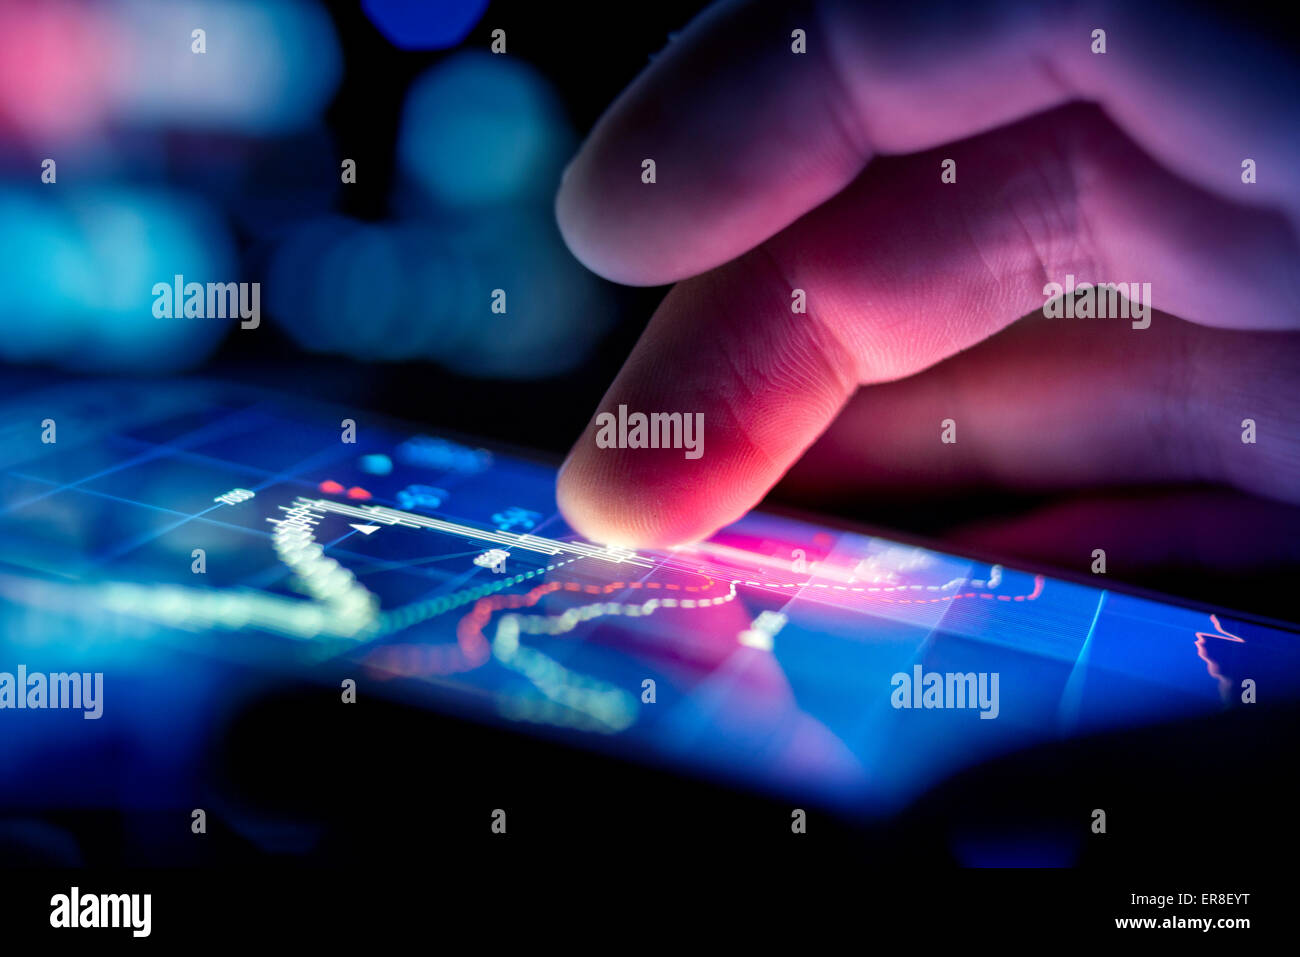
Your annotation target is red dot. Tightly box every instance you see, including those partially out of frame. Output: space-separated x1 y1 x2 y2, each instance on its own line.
347 486 372 500
319 480 344 494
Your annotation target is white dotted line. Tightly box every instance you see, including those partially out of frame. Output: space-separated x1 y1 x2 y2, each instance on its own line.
498 580 740 643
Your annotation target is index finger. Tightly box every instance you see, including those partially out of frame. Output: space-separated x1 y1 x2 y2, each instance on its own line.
556 0 1300 286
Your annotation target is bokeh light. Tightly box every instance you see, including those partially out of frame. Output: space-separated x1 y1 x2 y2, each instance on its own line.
0 186 236 372
362 0 490 51
1 0 612 380
267 210 612 377
0 0 120 140
0 0 342 142
397 51 573 208
107 0 343 134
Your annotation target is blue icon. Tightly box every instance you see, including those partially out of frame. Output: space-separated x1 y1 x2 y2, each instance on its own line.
397 435 491 474
397 484 447 511
359 453 393 475
491 506 540 532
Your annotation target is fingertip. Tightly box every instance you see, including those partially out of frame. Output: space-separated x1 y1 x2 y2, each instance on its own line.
554 254 861 551
556 443 727 549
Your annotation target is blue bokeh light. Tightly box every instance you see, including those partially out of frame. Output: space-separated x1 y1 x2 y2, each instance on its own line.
110 0 343 135
266 209 613 378
398 52 574 208
0 187 236 372
362 0 490 50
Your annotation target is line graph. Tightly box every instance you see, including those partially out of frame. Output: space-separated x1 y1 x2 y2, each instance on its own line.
292 496 651 567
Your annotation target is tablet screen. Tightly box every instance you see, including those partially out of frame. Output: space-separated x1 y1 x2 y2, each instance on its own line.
2 379 1296 816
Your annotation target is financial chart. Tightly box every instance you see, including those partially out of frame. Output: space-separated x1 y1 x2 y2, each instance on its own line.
2 379 1297 816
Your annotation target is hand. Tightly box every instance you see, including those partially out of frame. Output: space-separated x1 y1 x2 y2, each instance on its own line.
553 0 1300 551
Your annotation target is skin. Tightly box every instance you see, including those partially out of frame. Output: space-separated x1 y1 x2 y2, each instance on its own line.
552 0 1300 551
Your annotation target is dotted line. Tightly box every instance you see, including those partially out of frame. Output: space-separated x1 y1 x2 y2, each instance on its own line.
733 564 1002 595
376 557 579 635
499 580 740 640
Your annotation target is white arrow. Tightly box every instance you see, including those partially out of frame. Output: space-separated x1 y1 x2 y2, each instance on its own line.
349 523 380 536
